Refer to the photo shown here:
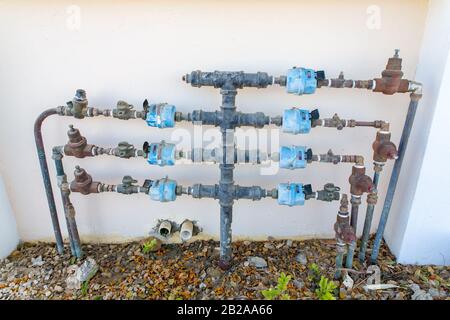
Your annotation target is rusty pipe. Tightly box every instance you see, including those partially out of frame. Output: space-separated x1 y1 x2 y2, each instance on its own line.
34 108 64 254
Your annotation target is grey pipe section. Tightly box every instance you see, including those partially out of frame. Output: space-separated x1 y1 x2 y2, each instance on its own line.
335 242 345 279
187 110 280 128
54 156 75 256
218 84 237 269
371 94 421 264
359 170 381 261
34 108 64 254
346 195 360 269
53 152 83 258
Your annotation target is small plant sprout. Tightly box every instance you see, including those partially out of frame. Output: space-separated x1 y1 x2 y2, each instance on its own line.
142 238 158 254
315 276 337 300
261 272 292 300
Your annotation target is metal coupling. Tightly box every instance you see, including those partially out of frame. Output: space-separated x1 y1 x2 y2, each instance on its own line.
323 114 347 130
114 142 138 158
367 191 378 205
116 176 139 194
112 100 144 120
316 183 341 202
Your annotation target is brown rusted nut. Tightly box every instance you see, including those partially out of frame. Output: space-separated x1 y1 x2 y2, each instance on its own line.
70 166 100 195
372 131 398 162
367 192 378 205
349 166 374 196
63 125 94 158
373 51 410 95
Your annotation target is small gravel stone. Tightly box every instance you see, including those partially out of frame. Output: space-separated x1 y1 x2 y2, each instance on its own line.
295 252 308 265
247 256 267 269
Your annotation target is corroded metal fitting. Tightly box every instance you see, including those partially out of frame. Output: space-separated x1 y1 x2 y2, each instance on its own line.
317 183 341 202
323 114 347 130
70 166 100 195
373 50 410 95
334 194 356 244
67 89 88 119
112 100 145 120
372 130 398 162
116 176 140 194
63 125 94 158
367 191 378 205
349 165 374 196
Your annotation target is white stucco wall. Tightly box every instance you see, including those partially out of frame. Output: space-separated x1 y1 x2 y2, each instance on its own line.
0 175 20 259
385 0 450 265
0 1 429 245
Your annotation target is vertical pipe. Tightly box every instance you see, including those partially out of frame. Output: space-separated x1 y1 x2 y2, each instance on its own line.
346 195 360 268
359 169 381 261
335 241 346 279
218 84 237 270
34 109 64 254
371 94 421 264
53 156 76 256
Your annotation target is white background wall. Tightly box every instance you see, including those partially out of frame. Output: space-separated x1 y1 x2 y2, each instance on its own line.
0 1 429 244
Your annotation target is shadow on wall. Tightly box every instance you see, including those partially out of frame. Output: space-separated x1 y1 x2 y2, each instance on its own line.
0 174 20 259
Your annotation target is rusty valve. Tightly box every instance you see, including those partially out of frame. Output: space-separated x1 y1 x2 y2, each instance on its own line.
63 125 94 158
373 50 410 95
334 195 356 244
349 166 374 196
70 166 100 195
372 131 398 162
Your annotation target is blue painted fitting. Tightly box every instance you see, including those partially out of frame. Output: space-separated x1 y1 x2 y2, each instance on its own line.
286 68 317 95
146 103 176 128
282 108 311 134
280 146 307 169
147 142 176 166
277 183 305 206
149 178 177 202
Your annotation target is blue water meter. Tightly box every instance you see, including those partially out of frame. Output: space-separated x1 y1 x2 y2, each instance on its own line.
277 183 305 206
147 141 176 166
280 146 307 169
149 178 177 202
282 108 311 134
146 103 176 128
286 67 318 95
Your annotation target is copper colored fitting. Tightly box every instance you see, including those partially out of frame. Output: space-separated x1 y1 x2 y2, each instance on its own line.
349 166 374 196
70 166 100 195
372 131 398 162
373 50 410 95
63 125 94 158
334 195 356 244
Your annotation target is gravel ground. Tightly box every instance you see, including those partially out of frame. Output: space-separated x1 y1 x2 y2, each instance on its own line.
0 238 448 300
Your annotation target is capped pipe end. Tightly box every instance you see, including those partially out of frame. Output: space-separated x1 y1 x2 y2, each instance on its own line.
158 220 172 238
180 220 194 242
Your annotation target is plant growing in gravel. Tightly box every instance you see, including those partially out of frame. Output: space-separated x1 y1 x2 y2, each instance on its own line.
315 276 337 300
261 272 292 300
308 263 321 284
142 238 158 254
80 279 90 297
